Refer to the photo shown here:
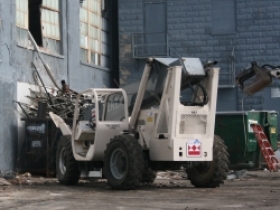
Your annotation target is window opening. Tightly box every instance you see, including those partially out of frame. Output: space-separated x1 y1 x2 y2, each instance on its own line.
16 0 61 54
29 0 43 46
80 0 102 65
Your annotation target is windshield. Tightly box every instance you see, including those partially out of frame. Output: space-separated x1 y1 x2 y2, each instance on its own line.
103 92 126 121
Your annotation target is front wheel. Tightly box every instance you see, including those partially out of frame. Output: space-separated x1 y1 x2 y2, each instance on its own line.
103 135 144 190
142 152 157 184
186 135 229 188
56 136 80 185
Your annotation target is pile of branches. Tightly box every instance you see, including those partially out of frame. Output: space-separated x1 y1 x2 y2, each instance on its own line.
16 88 77 119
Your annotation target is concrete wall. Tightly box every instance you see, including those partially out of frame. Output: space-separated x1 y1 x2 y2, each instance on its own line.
0 0 115 171
118 0 280 126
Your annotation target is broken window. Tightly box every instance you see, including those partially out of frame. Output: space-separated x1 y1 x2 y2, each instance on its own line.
16 0 61 54
16 0 29 46
80 0 102 66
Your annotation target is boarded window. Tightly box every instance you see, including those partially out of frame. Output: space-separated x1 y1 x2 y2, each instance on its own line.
80 0 102 66
212 0 236 34
16 0 29 46
16 0 61 54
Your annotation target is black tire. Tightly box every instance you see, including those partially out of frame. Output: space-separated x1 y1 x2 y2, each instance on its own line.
142 168 157 184
104 135 144 190
142 153 157 184
186 135 229 188
56 136 80 185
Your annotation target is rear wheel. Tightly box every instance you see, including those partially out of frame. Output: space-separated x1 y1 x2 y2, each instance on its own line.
56 136 80 185
104 135 144 190
186 135 229 188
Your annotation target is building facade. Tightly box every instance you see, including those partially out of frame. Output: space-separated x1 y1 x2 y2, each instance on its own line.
118 0 280 125
1 0 280 172
0 0 118 171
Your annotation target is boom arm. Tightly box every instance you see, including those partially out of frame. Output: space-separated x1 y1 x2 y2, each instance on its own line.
129 58 153 131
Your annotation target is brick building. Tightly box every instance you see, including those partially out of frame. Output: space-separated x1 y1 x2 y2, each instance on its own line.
118 0 280 116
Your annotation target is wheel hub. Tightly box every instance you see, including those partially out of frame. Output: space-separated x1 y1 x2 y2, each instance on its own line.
59 148 66 175
110 149 127 179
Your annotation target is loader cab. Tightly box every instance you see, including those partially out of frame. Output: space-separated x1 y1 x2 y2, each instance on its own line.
80 90 128 125
71 88 129 161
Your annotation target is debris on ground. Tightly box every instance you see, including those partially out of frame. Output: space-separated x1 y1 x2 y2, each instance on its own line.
4 172 57 186
8 172 33 186
157 170 187 180
0 170 17 180
2 169 280 190
226 170 247 180
0 178 12 186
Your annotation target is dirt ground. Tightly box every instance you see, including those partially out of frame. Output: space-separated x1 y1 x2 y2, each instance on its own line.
0 170 279 210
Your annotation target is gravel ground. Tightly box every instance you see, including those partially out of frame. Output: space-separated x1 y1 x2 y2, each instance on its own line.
0 170 279 210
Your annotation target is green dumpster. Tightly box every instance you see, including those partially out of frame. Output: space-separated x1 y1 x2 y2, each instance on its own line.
215 111 278 169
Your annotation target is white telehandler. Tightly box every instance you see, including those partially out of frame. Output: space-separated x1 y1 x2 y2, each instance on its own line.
50 57 229 189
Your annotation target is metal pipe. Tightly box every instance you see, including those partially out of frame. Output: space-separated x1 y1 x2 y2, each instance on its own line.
32 63 53 105
28 31 61 90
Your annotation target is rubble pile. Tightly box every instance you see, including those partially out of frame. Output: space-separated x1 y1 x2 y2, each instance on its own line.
17 89 77 119
15 87 94 119
14 35 88 119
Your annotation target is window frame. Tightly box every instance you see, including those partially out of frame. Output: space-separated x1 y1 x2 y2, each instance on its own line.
41 2 61 41
16 0 29 29
80 0 102 66
15 0 62 54
16 0 29 46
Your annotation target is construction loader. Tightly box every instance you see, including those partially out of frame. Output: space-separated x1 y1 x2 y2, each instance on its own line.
50 57 229 189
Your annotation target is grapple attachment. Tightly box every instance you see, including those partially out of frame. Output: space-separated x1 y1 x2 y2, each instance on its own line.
235 62 272 96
